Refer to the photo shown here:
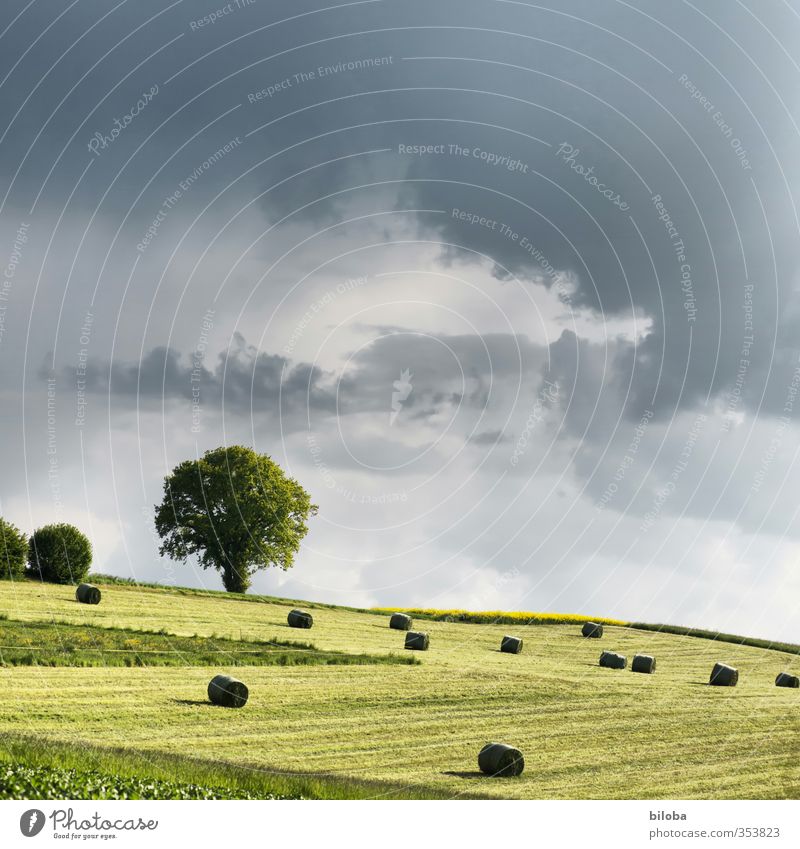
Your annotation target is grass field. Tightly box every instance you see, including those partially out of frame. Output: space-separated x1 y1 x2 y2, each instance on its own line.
0 578 798 799
0 616 416 669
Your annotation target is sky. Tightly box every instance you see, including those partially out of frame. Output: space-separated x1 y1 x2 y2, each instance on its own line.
1 0 799 641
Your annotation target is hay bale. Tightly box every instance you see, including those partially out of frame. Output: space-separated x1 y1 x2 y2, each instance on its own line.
75 583 101 605
599 650 627 669
207 674 248 708
775 672 800 688
709 662 738 686
631 654 656 674
389 612 412 631
478 742 524 777
500 635 523 654
404 631 429 651
582 621 603 638
287 609 313 629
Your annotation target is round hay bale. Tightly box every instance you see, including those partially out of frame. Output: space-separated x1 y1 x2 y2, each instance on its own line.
599 650 627 670
404 631 429 651
478 742 524 777
709 662 738 686
389 612 412 631
631 654 656 674
500 635 523 654
207 674 248 708
775 672 800 689
75 583 101 605
582 621 603 638
287 609 313 629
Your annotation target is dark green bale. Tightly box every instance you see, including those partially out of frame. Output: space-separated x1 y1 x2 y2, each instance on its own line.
631 654 656 674
599 650 626 670
389 612 412 631
287 609 313 629
709 662 738 686
500 635 523 654
404 631 429 651
582 621 603 638
775 672 799 688
75 583 101 605
207 674 249 708
478 742 525 777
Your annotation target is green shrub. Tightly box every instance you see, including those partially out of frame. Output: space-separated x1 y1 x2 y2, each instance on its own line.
27 524 92 584
0 518 28 580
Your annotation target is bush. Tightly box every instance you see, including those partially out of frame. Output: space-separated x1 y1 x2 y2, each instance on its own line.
28 524 92 584
0 518 28 580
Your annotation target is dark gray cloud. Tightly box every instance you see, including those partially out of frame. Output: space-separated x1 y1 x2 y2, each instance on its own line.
45 331 338 419
55 327 545 426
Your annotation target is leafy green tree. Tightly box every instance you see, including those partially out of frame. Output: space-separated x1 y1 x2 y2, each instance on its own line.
154 445 317 593
0 517 28 580
28 523 93 584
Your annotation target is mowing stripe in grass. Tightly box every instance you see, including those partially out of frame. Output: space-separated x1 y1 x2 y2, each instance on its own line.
0 734 482 801
627 623 800 656
0 617 418 668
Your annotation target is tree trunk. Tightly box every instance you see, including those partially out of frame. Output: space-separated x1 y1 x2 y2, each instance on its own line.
221 562 251 593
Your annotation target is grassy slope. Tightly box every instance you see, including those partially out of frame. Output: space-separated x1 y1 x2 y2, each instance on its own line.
0 616 416 668
0 579 798 799
0 735 464 800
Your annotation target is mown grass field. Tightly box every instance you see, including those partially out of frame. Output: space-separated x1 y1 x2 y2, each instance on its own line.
0 579 798 799
0 616 416 669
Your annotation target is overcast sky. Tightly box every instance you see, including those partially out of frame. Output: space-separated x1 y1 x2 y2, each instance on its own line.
1 0 799 641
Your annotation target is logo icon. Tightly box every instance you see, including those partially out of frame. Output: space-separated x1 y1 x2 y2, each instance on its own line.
20 809 45 837
390 369 413 426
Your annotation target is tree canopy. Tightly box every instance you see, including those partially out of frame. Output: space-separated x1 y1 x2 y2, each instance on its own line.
154 445 317 593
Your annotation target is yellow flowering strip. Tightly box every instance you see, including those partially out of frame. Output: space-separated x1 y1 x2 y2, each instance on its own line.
372 608 627 626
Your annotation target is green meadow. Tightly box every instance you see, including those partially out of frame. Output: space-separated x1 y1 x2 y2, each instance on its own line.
0 579 797 799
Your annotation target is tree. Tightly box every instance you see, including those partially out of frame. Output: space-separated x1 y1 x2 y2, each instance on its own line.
154 445 317 593
28 523 93 584
0 517 28 580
